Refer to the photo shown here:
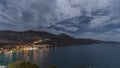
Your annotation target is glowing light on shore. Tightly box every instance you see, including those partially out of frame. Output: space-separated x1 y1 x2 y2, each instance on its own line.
28 47 38 50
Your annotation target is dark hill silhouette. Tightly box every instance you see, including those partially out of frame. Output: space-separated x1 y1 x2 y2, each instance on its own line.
0 30 119 47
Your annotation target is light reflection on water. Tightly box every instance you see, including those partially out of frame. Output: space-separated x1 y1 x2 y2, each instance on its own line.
0 48 50 67
0 44 120 68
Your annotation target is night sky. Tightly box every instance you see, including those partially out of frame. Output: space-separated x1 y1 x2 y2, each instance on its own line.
0 0 120 41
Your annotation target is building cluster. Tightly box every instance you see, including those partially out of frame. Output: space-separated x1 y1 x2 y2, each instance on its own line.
0 44 35 54
0 43 51 55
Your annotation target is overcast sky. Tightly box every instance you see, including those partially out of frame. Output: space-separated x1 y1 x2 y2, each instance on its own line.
0 0 120 41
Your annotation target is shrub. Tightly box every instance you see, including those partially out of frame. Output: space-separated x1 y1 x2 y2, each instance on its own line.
8 60 38 68
48 66 57 68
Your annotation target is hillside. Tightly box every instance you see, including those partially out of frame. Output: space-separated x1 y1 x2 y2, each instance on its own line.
0 31 119 47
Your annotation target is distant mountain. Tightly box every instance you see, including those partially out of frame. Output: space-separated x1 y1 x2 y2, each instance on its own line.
0 31 119 47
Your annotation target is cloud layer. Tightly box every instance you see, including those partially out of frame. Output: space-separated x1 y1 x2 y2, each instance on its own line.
0 0 120 41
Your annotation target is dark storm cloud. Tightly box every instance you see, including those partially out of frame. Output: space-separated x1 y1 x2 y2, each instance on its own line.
0 0 120 41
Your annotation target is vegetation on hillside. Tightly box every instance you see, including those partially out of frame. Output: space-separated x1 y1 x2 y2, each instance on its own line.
48 66 57 68
8 60 38 68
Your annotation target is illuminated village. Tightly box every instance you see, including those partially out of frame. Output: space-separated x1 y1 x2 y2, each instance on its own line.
0 39 51 55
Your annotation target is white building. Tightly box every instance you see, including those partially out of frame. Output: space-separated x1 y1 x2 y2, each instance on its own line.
0 66 7 68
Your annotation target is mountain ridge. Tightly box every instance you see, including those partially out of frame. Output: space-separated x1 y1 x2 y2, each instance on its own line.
0 30 119 47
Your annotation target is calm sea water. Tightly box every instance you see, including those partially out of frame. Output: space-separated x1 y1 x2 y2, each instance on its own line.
0 44 120 68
